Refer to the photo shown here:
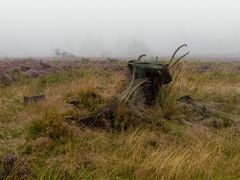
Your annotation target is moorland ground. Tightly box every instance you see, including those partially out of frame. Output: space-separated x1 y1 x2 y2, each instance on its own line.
0 58 240 179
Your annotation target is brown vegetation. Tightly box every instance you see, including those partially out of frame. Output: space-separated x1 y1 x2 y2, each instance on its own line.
0 58 240 179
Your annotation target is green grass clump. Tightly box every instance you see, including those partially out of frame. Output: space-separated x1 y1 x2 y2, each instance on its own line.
66 89 103 112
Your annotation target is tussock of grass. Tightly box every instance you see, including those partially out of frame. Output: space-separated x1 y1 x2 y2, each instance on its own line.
65 86 103 112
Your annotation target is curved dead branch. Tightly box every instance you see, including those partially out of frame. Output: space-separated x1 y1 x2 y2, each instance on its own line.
169 44 188 65
138 54 146 61
170 52 190 68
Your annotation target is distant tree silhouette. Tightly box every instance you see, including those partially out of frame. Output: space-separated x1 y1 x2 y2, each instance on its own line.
52 48 75 58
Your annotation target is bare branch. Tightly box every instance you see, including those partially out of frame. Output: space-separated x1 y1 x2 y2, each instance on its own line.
169 44 187 65
137 54 146 61
170 52 190 68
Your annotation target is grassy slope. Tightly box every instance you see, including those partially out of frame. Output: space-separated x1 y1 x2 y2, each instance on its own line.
0 60 240 179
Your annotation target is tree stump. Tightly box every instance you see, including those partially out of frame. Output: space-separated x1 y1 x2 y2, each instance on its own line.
127 60 172 105
70 61 172 128
68 44 189 129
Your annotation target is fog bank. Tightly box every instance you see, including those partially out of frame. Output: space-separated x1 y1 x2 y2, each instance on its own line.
0 0 239 57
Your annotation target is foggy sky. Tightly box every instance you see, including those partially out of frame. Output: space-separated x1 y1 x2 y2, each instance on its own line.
0 0 240 57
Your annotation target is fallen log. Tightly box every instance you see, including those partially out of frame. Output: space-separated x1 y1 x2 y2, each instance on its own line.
178 95 240 125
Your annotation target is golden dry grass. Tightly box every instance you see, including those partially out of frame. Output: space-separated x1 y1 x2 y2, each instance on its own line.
1 60 240 179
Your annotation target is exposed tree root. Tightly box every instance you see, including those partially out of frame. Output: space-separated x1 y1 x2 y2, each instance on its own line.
178 95 240 125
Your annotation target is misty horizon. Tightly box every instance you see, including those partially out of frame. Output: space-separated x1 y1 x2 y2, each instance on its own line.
0 0 240 58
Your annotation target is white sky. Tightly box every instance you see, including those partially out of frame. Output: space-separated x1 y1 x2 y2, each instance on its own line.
0 0 239 57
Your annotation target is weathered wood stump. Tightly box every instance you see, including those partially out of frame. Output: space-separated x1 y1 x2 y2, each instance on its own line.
67 45 190 129
127 60 172 105
69 60 173 128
